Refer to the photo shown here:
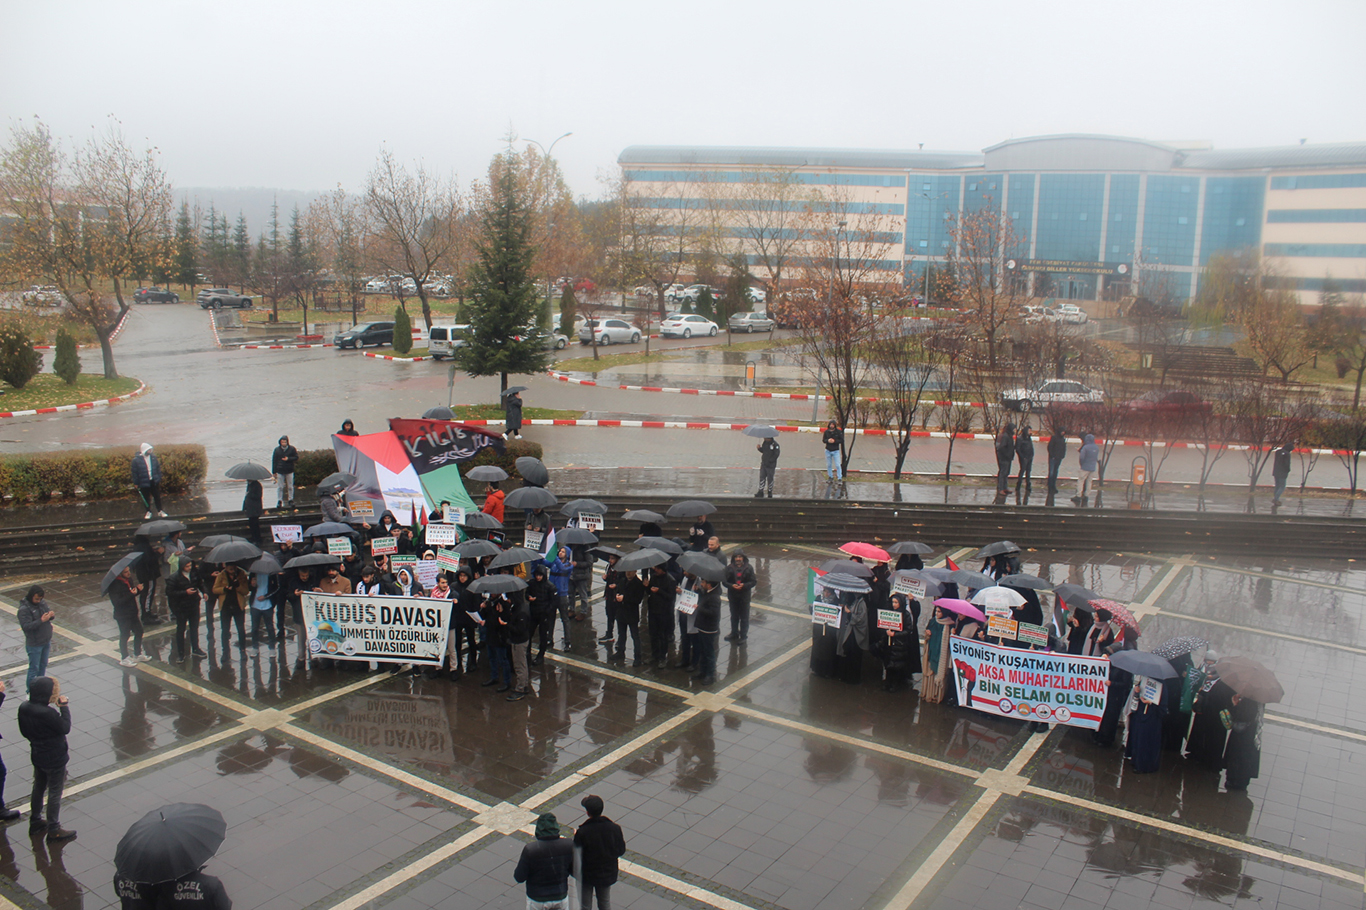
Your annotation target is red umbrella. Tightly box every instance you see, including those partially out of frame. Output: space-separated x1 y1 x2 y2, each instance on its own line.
933 598 987 623
840 541 890 562
1088 599 1139 631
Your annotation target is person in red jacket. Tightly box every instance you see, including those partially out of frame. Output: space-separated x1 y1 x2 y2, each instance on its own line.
482 483 505 523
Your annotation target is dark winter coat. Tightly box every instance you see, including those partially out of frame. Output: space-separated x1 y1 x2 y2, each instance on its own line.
1047 432 1068 463
513 835 574 901
1273 445 1293 482
131 452 161 487
822 426 843 452
242 480 264 518
18 679 70 768
693 584 722 634
526 576 559 621
574 815 627 886
687 519 715 551
723 555 756 606
615 574 645 624
156 870 232 909
271 444 298 475
1015 428 1034 463
504 395 523 433
18 596 53 648
572 546 594 582
166 571 201 615
759 437 781 466
995 428 1015 466
110 577 141 617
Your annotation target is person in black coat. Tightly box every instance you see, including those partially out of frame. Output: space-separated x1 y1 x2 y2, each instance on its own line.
17 677 74 840
599 553 624 647
995 423 1016 494
242 480 264 545
1125 678 1166 774
1015 426 1034 493
611 571 645 666
0 682 19 821
17 586 53 692
514 814 573 905
645 565 676 669
166 559 206 662
722 551 756 643
873 593 916 691
574 795 626 910
505 594 532 701
692 579 722 685
109 566 147 666
755 436 780 498
337 419 359 437
1047 428 1068 495
270 436 298 509
1223 694 1263 790
686 517 714 552
504 391 524 439
525 565 558 667
155 867 232 909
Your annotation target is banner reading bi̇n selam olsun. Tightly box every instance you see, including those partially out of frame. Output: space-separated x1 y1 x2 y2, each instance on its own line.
949 638 1110 729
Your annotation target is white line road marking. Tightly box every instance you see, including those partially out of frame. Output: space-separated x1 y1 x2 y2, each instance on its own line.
323 828 492 910
881 790 1002 910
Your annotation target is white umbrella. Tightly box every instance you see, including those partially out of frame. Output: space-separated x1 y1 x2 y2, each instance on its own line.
969 586 1027 610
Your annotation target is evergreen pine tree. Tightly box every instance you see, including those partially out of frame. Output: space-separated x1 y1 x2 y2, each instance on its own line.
53 330 80 385
232 214 251 287
393 305 413 354
173 202 198 290
695 288 715 321
558 286 577 337
0 327 42 390
456 154 552 392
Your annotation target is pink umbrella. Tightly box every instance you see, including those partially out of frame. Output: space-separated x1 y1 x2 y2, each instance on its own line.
840 541 890 562
933 598 987 623
1088 599 1140 632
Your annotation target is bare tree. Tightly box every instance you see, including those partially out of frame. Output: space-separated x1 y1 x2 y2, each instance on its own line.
1187 383 1240 504
1229 379 1315 500
613 170 710 318
944 201 1027 368
729 166 809 300
1193 250 1312 381
310 186 368 326
365 149 464 330
867 320 943 478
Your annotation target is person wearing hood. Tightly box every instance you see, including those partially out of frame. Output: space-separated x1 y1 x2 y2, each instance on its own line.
482 483 505 523
994 423 1016 494
874 593 916 691
1046 427 1068 495
271 435 298 509
1272 441 1294 505
17 677 75 841
526 564 558 666
337 419 359 437
131 443 166 519
722 551 756 644
504 391 524 439
242 478 264 546
453 568 483 675
1072 433 1100 505
835 589 870 685
1015 425 1034 493
370 510 399 541
18 586 53 690
513 813 574 907
319 489 352 524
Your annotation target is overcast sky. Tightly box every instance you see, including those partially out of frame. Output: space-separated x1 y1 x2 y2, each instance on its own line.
3 0 1363 200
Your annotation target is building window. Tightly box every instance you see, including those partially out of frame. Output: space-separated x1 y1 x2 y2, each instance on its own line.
969 183 978 191
1114 213 1124 221
919 240 928 248
1079 213 1087 221
1112 245 1120 254
1178 216 1188 225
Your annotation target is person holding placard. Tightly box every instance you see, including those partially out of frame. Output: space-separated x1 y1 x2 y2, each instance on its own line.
1125 676 1165 773
810 583 839 678
874 593 916 691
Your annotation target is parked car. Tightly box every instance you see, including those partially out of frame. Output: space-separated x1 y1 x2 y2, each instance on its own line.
579 318 641 345
728 312 776 333
334 321 395 349
661 313 718 338
746 287 767 305
1022 305 1060 324
428 324 471 359
532 330 569 350
633 285 657 299
1122 389 1212 417
680 284 717 303
133 286 180 304
21 286 62 306
664 284 687 302
1055 303 1089 324
1000 379 1103 412
196 288 253 309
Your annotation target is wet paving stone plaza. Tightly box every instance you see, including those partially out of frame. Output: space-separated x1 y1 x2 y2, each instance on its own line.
0 543 1361 910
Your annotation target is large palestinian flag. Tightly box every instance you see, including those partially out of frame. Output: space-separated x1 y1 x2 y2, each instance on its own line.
387 418 505 514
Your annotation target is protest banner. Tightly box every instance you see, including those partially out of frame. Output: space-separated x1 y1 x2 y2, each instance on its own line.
984 602 1014 619
435 548 462 571
415 559 439 590
577 512 604 532
1018 622 1050 647
948 637 1110 729
524 530 544 551
272 524 303 544
371 536 398 556
876 609 903 631
677 589 698 615
812 602 842 628
444 505 465 525
424 524 458 547
348 499 375 519
301 592 453 665
309 692 454 766
328 537 353 557
392 555 417 572
892 575 926 600
987 616 1019 639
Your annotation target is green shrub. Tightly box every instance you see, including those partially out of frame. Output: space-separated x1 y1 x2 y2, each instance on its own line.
460 437 543 480
0 326 42 389
393 305 413 355
294 449 341 488
558 287 577 337
52 330 79 385
0 444 206 503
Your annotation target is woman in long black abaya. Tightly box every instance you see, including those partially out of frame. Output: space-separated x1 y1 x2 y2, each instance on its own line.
1160 652 1195 752
1222 695 1262 790
810 585 839 678
1125 677 1165 773
1186 678 1235 770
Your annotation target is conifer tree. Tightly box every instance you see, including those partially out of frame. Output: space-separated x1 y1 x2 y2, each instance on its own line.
393 304 412 355
53 330 80 385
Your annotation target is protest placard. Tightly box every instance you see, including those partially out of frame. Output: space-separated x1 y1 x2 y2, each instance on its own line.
272 524 303 544
301 592 452 665
877 609 903 631
812 602 842 628
435 548 462 571
327 537 353 556
444 505 465 525
677 589 698 615
348 499 375 519
577 512 604 532
391 555 417 572
524 530 544 551
891 575 926 600
948 637 1110 729
1140 678 1164 705
415 559 439 590
1017 622 1050 646
371 536 398 556
987 616 1019 639
984 602 1014 619
424 524 457 547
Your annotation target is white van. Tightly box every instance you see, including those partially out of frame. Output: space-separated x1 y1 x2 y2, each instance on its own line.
428 324 471 359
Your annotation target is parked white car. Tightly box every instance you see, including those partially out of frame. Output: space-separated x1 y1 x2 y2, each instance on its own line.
661 313 718 338
1000 380 1104 412
579 318 642 345
1055 304 1089 324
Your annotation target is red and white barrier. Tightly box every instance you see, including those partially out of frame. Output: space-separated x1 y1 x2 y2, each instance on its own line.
546 370 989 408
0 380 147 419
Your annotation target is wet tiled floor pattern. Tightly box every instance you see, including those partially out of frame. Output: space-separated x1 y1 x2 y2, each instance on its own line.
0 544 1359 909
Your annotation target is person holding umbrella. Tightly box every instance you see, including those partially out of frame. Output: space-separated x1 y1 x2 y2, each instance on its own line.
1125 675 1166 774
482 483 506 524
504 388 525 439
611 565 644 667
241 479 264 546
646 563 676 669
753 430 780 499
114 803 229 909
212 565 251 653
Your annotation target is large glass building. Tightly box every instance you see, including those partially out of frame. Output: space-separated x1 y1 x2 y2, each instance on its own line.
619 135 1366 307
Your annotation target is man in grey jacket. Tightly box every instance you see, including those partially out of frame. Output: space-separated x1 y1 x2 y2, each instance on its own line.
1072 433 1100 504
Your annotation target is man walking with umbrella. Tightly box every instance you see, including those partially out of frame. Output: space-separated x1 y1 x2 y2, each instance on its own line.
756 433 780 498
504 388 525 439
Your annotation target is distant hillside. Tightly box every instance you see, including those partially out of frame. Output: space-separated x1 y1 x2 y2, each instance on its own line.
176 187 327 238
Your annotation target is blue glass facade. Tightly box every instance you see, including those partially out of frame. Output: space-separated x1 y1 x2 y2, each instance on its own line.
1263 243 1366 258
1270 174 1366 190
1005 174 1034 258
1142 175 1200 265
1035 174 1105 261
624 169 905 188
904 175 961 255
1106 174 1139 263
1200 177 1263 264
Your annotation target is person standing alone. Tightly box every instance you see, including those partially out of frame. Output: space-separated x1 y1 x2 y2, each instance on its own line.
755 436 780 498
1272 442 1293 505
574 795 627 910
822 421 844 482
132 444 166 519
1015 425 1034 493
505 391 524 439
271 436 298 509
17 586 53 691
18 677 75 841
1072 433 1099 505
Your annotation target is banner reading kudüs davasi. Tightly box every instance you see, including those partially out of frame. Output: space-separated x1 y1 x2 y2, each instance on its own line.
949 638 1110 729
301 592 452 666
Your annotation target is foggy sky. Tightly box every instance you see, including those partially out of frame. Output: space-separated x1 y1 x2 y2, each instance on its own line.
2 0 1362 200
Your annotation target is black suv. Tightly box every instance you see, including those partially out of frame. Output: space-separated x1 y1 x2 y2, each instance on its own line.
334 322 395 349
133 286 180 304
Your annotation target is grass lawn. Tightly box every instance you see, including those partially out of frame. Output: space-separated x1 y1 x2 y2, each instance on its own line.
555 350 683 372
449 404 581 421
380 347 429 359
0 374 141 410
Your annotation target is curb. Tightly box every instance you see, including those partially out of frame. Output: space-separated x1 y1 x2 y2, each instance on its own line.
546 370 989 408
363 351 431 362
34 308 130 350
0 379 147 419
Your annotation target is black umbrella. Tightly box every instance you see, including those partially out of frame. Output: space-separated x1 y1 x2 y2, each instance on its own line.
920 567 955 583
501 386 529 398
454 538 502 558
115 803 226 885
206 540 262 564
465 465 509 483
468 574 528 594
999 573 1052 590
666 500 716 519
102 552 143 593
635 536 683 556
1110 651 1178 680
487 547 543 569
421 406 456 420
460 511 503 529
741 424 779 438
303 521 360 539
593 546 628 558
617 548 670 572
975 540 1021 558
819 558 874 579
947 569 996 589
514 457 550 487
887 541 934 556
315 472 358 495
556 527 599 546
224 461 273 481
560 498 607 518
816 572 872 594
505 487 557 510
248 554 283 575
1153 636 1211 660
623 509 666 524
1054 584 1102 611
679 551 725 575
284 553 342 569
136 519 186 538
684 559 725 583
197 534 248 550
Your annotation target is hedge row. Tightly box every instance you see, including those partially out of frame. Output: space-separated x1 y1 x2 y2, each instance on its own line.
0 445 207 503
294 438 545 489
